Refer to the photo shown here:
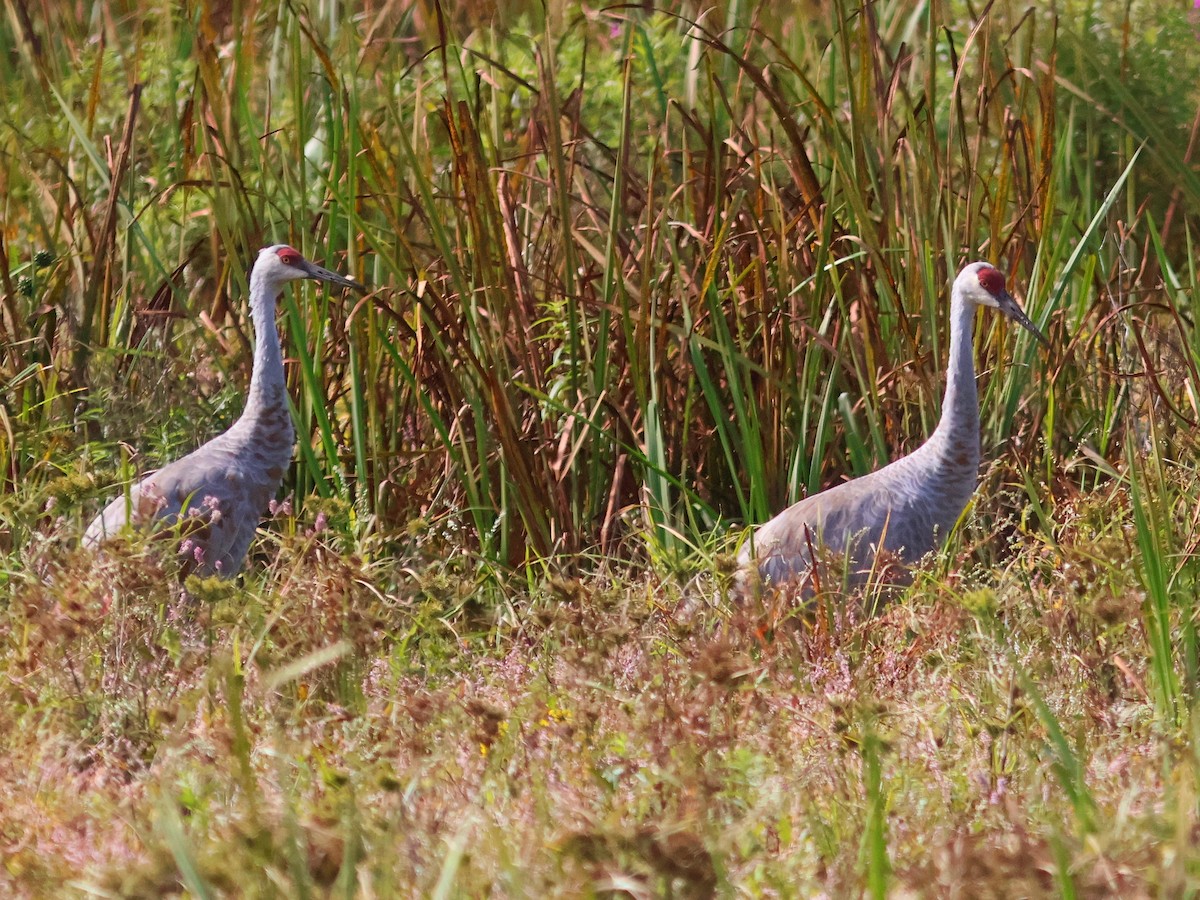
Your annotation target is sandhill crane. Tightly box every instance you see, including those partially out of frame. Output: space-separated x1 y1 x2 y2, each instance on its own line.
84 244 364 578
738 261 1048 598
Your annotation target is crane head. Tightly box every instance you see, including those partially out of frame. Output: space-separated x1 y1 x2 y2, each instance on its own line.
255 244 366 294
956 261 1049 347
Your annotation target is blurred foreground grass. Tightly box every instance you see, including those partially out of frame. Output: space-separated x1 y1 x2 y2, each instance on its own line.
2 471 1193 895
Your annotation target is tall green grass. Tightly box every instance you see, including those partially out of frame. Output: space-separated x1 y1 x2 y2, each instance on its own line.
1 0 1198 582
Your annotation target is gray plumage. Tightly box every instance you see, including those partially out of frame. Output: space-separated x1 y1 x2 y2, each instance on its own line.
738 261 1047 596
84 244 363 577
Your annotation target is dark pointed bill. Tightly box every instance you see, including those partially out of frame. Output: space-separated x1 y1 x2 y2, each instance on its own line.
303 259 367 294
997 291 1049 347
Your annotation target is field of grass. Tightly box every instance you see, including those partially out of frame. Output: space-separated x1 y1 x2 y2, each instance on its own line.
3 0 1200 894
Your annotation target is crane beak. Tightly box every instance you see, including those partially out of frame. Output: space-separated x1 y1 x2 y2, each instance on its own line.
302 260 367 295
997 290 1049 347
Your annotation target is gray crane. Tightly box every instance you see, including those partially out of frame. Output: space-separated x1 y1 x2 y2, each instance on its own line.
84 244 364 577
738 261 1048 598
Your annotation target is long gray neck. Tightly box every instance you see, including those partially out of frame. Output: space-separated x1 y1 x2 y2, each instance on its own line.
936 291 980 442
239 271 291 441
918 287 981 490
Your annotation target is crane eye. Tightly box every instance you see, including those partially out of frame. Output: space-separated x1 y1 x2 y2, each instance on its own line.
277 248 301 266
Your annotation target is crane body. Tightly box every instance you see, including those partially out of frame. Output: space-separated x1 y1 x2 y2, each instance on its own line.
739 262 1047 596
84 245 363 577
